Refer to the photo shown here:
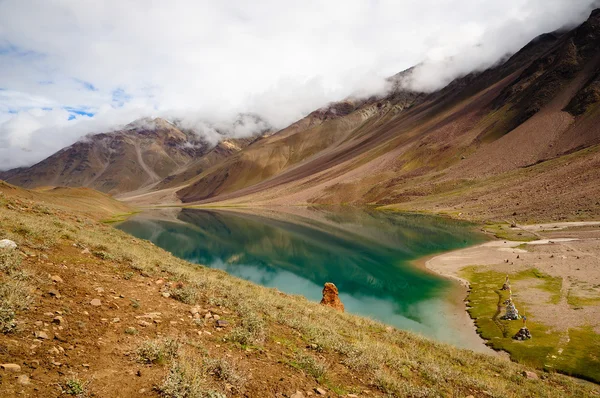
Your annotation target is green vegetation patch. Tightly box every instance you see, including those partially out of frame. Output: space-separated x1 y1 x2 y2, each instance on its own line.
462 266 600 382
484 223 538 242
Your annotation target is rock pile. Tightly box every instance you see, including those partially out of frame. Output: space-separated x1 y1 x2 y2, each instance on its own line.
513 326 532 340
501 275 511 291
502 299 520 320
320 282 344 312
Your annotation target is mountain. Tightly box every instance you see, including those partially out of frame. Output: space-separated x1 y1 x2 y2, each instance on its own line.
0 117 270 195
3 10 600 222
169 9 600 222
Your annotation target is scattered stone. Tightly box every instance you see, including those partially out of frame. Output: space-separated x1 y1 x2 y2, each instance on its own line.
47 289 62 299
1 363 21 372
81 248 91 255
34 331 49 339
51 275 64 283
95 287 104 293
213 314 220 320
161 292 170 298
347 395 358 398
48 346 60 355
204 312 213 320
82 364 90 368
0 239 17 249
90 299 102 307
315 388 327 395
513 327 532 341
522 370 539 380
216 320 229 328
138 320 151 327
44 312 54 317
320 282 344 312
291 391 305 398
190 306 201 315
34 320 43 327
52 316 65 326
112 318 121 323
17 374 31 385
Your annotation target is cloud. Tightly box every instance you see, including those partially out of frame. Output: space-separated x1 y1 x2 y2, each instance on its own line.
0 0 598 169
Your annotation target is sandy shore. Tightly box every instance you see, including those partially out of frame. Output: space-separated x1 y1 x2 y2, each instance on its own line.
425 221 600 335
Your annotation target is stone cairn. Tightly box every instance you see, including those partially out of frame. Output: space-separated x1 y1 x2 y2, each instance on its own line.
513 316 532 340
501 275 511 291
501 298 521 320
320 282 344 312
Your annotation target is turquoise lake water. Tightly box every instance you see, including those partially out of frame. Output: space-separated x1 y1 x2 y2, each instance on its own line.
117 207 486 348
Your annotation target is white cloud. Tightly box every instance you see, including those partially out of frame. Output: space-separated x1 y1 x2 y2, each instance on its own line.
0 0 598 169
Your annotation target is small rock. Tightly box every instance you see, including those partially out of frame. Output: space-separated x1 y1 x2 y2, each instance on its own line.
522 370 539 380
161 292 170 298
216 320 229 328
90 299 102 307
204 312 213 319
47 289 61 299
190 306 201 315
81 248 91 254
0 239 17 249
35 331 49 339
82 364 90 368
52 316 64 325
347 395 358 398
34 320 43 327
138 320 151 327
466 396 475 398
315 388 327 395
291 390 306 398
48 346 60 355
17 374 31 385
51 275 64 283
95 287 104 293
1 363 21 372
213 314 220 320
44 312 54 317
112 318 120 323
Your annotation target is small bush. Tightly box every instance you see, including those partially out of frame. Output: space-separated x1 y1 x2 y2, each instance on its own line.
226 312 266 345
204 357 246 390
65 378 89 396
160 356 226 398
0 307 16 333
0 249 21 275
170 286 198 305
293 352 327 379
137 338 180 365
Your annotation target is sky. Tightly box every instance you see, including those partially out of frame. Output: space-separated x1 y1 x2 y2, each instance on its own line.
0 0 598 170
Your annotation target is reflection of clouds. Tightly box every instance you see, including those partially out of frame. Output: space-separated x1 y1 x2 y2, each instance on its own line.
209 259 480 350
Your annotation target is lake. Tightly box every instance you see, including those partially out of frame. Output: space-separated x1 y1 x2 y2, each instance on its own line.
116 207 487 351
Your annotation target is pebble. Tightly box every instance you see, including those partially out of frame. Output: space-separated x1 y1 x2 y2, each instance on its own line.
212 314 220 320
291 392 305 398
17 374 31 385
52 316 65 325
216 320 229 328
51 275 64 283
138 320 151 327
522 370 539 380
34 331 49 339
0 239 17 249
315 388 327 395
161 292 170 298
0 363 21 372
48 289 61 299
90 299 102 307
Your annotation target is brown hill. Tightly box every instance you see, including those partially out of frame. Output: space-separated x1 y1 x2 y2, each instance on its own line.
0 118 268 196
168 10 600 222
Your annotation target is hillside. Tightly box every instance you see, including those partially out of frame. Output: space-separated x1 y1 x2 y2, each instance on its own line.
161 10 600 223
0 118 269 196
1 184 599 397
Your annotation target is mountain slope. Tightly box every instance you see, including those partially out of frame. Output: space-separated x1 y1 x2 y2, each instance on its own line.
170 10 600 222
0 117 269 196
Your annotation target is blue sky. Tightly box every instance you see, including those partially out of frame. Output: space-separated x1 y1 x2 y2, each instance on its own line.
0 0 598 170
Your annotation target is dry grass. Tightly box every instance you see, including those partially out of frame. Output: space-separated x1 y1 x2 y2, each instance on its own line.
0 185 599 397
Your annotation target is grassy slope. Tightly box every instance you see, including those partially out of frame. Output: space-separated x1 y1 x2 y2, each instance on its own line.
1 189 599 397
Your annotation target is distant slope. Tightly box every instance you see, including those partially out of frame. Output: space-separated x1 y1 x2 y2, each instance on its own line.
0 180 132 220
0 117 269 196
172 9 600 222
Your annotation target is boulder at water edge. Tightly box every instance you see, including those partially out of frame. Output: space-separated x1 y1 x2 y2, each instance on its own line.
320 282 344 312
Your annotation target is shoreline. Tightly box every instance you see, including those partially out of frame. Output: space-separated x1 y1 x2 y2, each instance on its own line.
420 221 600 373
